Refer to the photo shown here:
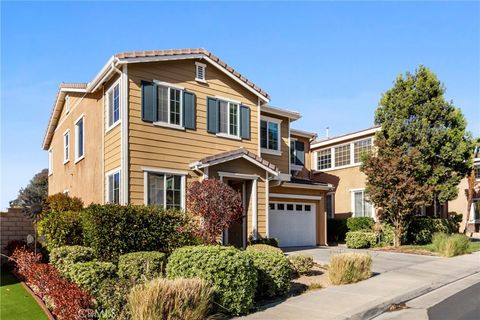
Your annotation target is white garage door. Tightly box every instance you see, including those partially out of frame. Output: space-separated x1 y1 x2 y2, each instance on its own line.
269 202 316 247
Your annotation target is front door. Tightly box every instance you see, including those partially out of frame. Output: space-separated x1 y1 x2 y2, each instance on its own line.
226 180 246 248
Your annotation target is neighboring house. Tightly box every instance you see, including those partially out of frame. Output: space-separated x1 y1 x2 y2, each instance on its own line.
311 126 480 232
42 48 332 248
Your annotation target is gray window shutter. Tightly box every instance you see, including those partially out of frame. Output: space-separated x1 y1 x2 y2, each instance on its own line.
183 91 196 130
240 105 250 140
207 97 219 133
141 81 156 122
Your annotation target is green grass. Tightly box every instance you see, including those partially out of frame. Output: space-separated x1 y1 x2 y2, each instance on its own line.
1 267 48 320
404 240 480 254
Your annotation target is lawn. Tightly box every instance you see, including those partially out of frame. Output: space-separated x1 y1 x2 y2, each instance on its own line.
0 268 48 320
376 240 480 256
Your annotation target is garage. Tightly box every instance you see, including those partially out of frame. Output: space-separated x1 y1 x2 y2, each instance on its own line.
269 202 316 247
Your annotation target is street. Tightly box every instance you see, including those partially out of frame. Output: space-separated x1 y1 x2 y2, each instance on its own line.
427 282 480 320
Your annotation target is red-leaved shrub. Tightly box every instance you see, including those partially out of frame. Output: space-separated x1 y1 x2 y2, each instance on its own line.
10 247 94 320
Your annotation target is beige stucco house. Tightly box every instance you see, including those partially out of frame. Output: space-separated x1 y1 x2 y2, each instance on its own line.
42 48 332 248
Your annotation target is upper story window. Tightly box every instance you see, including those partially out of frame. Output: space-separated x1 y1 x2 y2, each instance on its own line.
107 170 120 204
107 81 120 129
63 130 70 164
65 95 70 114
474 163 480 181
260 117 281 154
290 139 305 167
75 115 85 163
195 62 207 83
219 100 239 136
48 149 53 176
141 80 196 131
316 137 373 171
206 97 250 140
145 171 185 209
352 189 373 217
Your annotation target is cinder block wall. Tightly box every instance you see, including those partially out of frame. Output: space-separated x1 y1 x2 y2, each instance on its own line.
0 208 35 255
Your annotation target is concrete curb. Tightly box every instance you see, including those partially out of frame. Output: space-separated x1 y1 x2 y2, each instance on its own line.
338 268 480 320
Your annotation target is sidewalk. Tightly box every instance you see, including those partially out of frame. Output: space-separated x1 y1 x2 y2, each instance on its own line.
240 252 480 320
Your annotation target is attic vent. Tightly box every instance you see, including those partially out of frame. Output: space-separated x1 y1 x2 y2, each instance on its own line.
195 62 207 83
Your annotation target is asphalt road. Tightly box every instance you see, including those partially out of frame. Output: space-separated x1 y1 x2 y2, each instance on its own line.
428 282 480 320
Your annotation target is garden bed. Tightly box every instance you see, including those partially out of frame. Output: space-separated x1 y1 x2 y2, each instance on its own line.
372 240 480 256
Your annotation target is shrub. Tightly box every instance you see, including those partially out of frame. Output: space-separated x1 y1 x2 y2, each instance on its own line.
82 204 197 261
118 251 166 282
328 253 372 285
327 219 348 243
244 250 293 298
345 231 377 248
166 245 257 315
346 217 375 232
4 240 28 256
377 224 395 246
49 245 95 275
443 234 470 257
67 261 117 295
96 278 133 320
432 232 449 253
128 277 214 320
38 210 84 251
246 244 283 254
248 235 279 247
44 192 84 212
288 255 314 275
9 247 42 279
406 216 460 245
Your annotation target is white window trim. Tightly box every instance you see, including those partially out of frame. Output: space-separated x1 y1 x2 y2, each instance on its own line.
142 167 187 210
106 79 121 133
315 137 373 171
106 168 121 204
290 137 305 169
195 62 207 83
350 189 374 218
48 148 53 176
260 116 282 154
74 114 85 163
326 192 335 219
152 80 184 128
470 198 480 223
63 129 70 164
216 132 242 141
214 97 241 138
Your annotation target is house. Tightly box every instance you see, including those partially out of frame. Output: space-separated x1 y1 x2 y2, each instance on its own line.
42 48 333 248
310 126 480 232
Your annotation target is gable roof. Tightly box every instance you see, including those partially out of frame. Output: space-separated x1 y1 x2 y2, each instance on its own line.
190 148 279 176
42 48 271 150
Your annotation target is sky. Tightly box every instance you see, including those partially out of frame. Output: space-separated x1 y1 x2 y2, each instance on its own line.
1 1 479 210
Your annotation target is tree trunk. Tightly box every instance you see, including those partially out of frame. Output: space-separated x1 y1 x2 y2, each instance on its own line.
433 194 438 218
393 219 402 247
464 169 475 234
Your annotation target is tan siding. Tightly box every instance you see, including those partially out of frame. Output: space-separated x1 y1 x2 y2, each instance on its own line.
260 112 290 173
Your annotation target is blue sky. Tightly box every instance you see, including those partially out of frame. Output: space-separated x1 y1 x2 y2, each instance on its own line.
1 1 479 209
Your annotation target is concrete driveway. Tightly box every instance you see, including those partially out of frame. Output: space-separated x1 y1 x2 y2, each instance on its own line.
284 245 440 274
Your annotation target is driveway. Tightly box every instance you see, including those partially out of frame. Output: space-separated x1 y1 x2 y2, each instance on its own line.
284 245 440 274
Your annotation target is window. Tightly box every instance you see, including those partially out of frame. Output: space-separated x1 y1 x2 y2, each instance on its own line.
475 164 480 180
218 100 239 136
269 203 275 210
65 95 70 114
335 144 351 167
107 171 120 204
296 204 303 211
107 82 120 128
157 85 182 126
287 204 294 211
146 172 184 209
317 149 332 170
354 138 372 163
352 190 373 217
472 199 480 221
48 149 53 175
195 62 206 82
260 118 280 152
290 140 305 167
326 193 334 219
277 203 285 210
304 205 311 212
75 116 85 162
63 130 70 163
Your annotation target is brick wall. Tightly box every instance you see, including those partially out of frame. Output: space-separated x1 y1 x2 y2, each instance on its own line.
0 208 35 254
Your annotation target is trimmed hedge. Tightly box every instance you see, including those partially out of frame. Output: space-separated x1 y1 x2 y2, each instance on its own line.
244 250 293 298
96 278 133 320
118 251 166 282
67 261 117 295
38 210 84 251
329 253 372 285
248 236 279 247
288 255 314 275
44 193 84 213
166 245 257 315
346 231 377 249
327 219 348 243
246 244 283 254
49 245 95 275
82 204 197 261
347 217 375 232
406 216 461 245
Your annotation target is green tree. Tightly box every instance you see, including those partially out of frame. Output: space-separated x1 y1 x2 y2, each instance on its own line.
362 141 432 246
10 169 49 215
374 66 473 215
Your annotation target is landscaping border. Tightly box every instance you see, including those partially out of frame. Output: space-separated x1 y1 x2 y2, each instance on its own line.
18 279 55 320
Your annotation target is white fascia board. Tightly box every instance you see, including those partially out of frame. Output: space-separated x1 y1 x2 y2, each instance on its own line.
290 128 317 139
261 105 301 120
311 127 381 149
283 182 334 191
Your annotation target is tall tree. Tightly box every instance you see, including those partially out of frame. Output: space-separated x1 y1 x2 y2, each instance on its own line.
374 66 473 215
10 169 49 214
362 141 432 246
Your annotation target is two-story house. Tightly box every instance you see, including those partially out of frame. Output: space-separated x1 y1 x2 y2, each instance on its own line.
42 48 332 248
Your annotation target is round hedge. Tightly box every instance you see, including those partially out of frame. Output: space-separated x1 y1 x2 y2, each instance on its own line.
244 250 293 298
118 251 166 282
67 261 117 295
246 244 283 254
166 245 257 316
49 245 95 276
